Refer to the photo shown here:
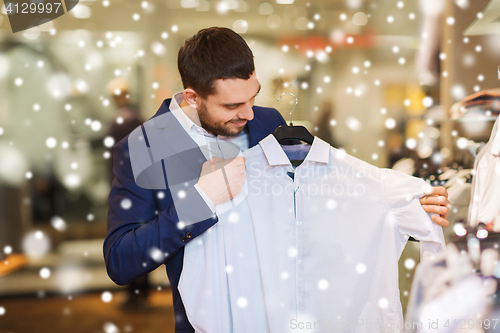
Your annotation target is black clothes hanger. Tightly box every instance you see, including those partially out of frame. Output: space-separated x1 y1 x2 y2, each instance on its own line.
273 92 314 145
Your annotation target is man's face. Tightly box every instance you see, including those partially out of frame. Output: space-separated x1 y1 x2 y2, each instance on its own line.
197 72 260 137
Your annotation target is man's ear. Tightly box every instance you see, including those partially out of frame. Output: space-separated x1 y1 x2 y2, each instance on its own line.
183 88 199 109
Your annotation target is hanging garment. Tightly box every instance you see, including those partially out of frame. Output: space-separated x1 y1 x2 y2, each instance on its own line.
178 134 446 333
468 116 500 228
404 244 490 333
449 89 500 120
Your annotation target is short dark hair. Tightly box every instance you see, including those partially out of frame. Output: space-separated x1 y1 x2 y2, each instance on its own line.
178 27 255 99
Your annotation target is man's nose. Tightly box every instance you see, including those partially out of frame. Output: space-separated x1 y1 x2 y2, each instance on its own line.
238 102 254 121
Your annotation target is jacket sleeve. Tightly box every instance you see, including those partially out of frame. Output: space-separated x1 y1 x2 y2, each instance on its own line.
103 141 218 285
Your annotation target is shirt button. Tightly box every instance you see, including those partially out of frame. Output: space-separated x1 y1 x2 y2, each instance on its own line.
296 220 302 225
181 236 187 243
298 298 303 303
186 232 192 239
297 260 302 264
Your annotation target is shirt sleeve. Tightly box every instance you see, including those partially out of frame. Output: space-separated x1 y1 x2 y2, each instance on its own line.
382 168 446 261
194 183 216 213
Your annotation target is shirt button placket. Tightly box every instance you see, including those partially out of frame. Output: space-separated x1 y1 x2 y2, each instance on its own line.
294 173 304 311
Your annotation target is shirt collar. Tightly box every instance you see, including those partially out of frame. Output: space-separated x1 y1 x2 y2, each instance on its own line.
258 134 330 166
169 92 212 137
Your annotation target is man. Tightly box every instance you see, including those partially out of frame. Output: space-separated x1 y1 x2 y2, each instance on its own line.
104 27 450 332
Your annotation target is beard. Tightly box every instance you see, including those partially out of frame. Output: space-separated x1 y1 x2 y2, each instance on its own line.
198 100 247 137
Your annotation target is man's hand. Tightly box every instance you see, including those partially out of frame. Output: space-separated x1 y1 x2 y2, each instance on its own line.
197 156 246 206
419 186 450 227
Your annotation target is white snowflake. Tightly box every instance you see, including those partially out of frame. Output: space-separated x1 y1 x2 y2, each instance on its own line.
3 245 12 255
385 118 396 129
454 223 467 236
404 258 416 269
356 263 367 274
346 117 361 131
104 136 115 148
456 137 468 149
151 42 166 56
406 138 417 149
103 322 119 333
236 297 248 308
149 247 164 262
378 297 389 309
101 291 112 303
317 279 329 290
228 212 239 223
51 216 67 231
22 230 51 257
120 198 132 210
326 199 337 210
39 267 51 279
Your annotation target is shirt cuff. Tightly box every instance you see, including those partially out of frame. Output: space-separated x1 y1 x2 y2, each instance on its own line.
194 183 216 214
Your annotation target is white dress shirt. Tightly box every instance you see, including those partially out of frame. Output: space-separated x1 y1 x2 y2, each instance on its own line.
178 134 446 333
169 92 249 213
468 115 500 227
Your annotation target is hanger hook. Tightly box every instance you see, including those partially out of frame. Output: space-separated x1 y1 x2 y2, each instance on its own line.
278 92 298 125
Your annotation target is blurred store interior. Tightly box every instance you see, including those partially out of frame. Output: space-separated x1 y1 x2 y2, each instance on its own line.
1 0 500 331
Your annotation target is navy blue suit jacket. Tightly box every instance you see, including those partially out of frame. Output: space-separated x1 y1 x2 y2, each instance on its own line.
104 98 286 332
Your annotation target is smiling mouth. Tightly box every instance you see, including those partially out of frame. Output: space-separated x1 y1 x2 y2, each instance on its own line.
231 120 247 127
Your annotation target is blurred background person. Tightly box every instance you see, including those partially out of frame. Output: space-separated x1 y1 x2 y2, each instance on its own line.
106 77 150 311
106 78 144 155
